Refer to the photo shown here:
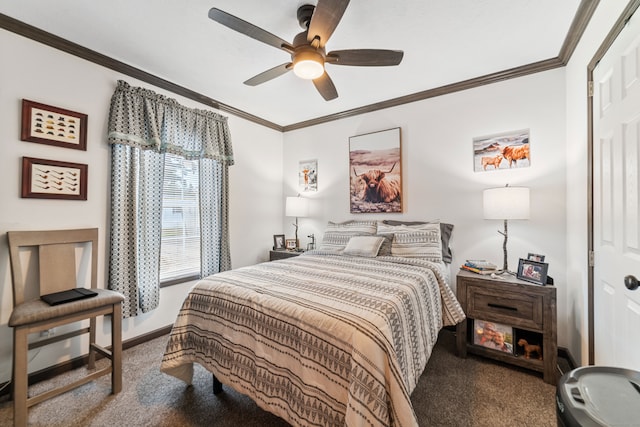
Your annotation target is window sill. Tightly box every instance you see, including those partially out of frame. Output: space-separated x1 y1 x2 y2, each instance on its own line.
159 274 200 288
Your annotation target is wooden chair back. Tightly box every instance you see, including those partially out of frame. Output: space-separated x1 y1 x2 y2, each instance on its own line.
7 228 98 307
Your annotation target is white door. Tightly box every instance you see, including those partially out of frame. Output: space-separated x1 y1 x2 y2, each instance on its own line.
593 10 640 370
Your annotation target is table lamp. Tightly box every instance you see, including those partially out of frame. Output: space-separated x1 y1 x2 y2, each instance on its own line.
285 195 309 251
483 185 530 273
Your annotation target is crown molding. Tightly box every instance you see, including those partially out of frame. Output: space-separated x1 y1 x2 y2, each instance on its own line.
283 57 564 132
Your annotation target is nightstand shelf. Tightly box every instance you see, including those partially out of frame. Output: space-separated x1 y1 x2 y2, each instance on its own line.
269 250 303 261
456 270 557 384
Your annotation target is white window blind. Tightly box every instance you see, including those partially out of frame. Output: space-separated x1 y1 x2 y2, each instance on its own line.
160 153 201 283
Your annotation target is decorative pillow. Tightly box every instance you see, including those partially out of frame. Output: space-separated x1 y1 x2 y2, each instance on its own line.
376 233 394 256
319 220 378 251
319 232 352 251
378 222 443 263
343 236 385 257
381 220 454 263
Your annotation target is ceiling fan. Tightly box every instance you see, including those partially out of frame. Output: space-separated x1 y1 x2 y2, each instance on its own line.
208 0 404 101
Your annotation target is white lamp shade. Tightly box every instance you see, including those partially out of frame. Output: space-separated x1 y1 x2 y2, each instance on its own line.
483 186 530 220
285 196 309 218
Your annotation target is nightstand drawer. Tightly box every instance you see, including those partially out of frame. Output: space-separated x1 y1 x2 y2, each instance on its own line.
467 284 544 330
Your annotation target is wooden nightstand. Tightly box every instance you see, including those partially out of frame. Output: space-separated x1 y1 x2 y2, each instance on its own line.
269 250 303 261
456 270 558 384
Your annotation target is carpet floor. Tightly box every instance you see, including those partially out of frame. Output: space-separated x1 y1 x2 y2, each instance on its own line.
0 329 560 426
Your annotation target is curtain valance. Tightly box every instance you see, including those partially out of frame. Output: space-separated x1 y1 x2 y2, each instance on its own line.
107 80 234 164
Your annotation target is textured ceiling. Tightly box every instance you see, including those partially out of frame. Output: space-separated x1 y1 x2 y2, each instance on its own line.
0 0 583 128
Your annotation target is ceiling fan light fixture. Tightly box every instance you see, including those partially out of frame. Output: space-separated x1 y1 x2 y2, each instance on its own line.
293 50 324 79
209 2 404 100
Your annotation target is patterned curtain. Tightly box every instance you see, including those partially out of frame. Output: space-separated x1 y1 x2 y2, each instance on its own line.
107 80 234 317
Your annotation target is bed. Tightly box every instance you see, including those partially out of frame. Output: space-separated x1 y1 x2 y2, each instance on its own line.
160 221 465 427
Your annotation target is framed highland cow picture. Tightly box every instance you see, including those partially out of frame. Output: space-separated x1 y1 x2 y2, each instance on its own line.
349 127 402 214
472 129 530 172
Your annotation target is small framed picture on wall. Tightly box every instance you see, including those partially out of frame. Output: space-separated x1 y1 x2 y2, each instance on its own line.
21 99 88 151
472 129 530 172
299 159 317 192
21 157 88 200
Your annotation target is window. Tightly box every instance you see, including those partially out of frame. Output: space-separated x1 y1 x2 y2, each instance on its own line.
159 153 200 284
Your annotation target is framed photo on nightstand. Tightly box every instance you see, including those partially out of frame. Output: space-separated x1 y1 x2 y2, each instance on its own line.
273 234 285 250
473 319 514 354
285 239 297 250
527 253 545 262
517 258 548 285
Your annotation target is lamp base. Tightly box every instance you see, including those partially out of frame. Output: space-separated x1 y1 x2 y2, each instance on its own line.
495 269 516 276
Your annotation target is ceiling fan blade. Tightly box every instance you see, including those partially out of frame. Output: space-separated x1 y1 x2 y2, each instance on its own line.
313 72 338 101
209 8 293 53
326 49 404 66
243 63 292 86
307 0 350 48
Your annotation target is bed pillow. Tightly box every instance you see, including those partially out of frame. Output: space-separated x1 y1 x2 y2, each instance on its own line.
377 222 443 263
319 220 378 251
381 220 454 263
439 223 454 263
343 236 385 257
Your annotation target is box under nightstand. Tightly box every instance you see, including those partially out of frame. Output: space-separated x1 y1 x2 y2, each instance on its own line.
456 270 558 385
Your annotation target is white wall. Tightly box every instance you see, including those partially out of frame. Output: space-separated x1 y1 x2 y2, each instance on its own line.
283 69 569 345
0 29 284 382
565 0 630 365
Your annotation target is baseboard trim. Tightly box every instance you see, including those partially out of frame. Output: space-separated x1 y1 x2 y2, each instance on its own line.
0 324 173 398
122 325 173 350
558 346 578 371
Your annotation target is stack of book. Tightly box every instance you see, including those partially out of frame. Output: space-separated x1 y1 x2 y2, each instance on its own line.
461 260 498 275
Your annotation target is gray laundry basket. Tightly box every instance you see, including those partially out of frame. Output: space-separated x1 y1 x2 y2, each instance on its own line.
556 366 640 426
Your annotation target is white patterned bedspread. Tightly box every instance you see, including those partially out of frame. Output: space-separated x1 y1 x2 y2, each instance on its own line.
161 252 465 427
